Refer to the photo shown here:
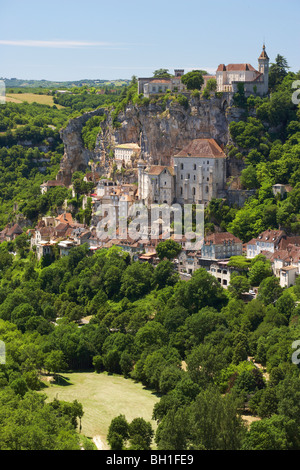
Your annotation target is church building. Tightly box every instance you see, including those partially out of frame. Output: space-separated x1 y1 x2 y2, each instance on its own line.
138 138 227 206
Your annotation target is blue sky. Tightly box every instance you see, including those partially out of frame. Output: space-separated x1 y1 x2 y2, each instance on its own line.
0 0 299 81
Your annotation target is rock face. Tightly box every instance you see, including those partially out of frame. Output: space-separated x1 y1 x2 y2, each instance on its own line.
58 95 236 184
106 96 230 166
57 108 106 185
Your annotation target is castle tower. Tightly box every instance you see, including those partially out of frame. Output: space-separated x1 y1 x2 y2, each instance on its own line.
258 44 270 94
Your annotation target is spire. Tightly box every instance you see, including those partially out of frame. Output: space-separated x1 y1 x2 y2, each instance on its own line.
259 44 269 60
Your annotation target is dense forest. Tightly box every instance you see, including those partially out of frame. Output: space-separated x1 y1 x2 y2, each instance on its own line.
1 238 300 450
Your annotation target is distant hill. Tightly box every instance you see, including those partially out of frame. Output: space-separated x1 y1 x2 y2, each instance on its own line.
1 78 131 89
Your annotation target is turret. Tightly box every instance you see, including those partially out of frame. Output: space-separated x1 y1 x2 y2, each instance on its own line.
258 44 270 93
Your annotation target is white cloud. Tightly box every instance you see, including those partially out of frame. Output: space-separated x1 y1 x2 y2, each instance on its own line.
0 39 124 48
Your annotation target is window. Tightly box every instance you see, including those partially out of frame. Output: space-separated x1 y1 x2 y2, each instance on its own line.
181 164 184 170
193 187 196 195
207 161 209 165
194 175 196 180
187 174 190 179
180 187 183 195
205 186 209 193
194 164 196 170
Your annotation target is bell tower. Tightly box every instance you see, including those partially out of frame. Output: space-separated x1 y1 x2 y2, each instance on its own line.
258 44 270 94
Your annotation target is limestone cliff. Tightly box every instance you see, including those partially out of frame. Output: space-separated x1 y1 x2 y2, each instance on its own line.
57 108 106 185
58 95 241 185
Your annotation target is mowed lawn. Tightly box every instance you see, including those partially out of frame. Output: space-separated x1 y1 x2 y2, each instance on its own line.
5 93 64 108
42 372 160 448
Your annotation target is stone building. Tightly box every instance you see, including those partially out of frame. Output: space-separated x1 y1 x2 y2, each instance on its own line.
201 232 243 260
138 161 175 205
216 45 269 96
173 139 227 204
138 138 227 205
114 143 141 169
138 70 186 98
246 229 286 259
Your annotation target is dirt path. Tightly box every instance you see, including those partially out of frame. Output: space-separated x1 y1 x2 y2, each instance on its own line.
93 435 109 450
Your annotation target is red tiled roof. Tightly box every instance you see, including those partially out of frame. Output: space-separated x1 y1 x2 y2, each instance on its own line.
174 139 226 159
151 79 171 84
204 232 242 245
255 229 285 244
148 165 175 176
55 213 74 224
6 224 23 236
217 63 257 72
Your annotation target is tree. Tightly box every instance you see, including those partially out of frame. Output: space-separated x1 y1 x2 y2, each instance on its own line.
153 69 171 79
228 275 250 299
205 78 217 92
181 70 205 91
107 415 130 450
233 83 247 108
243 415 291 450
44 350 67 382
248 259 272 287
269 54 290 91
156 239 181 261
153 260 179 289
240 165 259 189
258 276 283 305
128 418 154 450
120 351 133 378
120 262 154 301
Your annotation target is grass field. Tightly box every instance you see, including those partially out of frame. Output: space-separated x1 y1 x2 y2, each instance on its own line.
42 371 160 448
5 93 64 108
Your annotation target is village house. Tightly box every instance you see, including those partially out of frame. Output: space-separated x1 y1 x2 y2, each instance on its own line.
272 183 293 198
246 229 286 259
201 232 243 260
40 180 65 194
209 260 233 288
0 223 23 242
138 69 187 98
216 45 269 96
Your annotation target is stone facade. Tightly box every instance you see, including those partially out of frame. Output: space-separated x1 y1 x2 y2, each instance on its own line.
114 143 141 169
138 70 186 98
138 138 227 205
173 139 227 204
216 45 269 96
138 162 175 205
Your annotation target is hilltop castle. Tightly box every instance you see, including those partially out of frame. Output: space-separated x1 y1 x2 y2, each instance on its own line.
216 45 269 96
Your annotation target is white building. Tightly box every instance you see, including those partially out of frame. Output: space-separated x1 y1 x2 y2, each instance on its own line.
280 266 298 288
246 229 286 259
138 162 175 205
216 45 269 96
115 143 141 168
